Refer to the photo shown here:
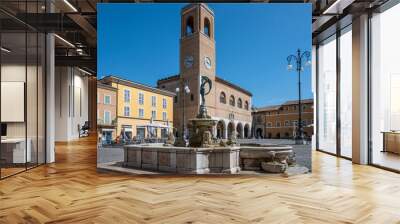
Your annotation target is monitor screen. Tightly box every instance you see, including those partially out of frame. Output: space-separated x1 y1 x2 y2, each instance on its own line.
1 123 7 137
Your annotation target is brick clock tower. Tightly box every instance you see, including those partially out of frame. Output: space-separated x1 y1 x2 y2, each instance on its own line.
158 3 253 139
178 3 216 129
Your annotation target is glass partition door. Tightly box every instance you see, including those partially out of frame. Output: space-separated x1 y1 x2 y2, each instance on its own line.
339 26 352 158
317 35 337 154
316 24 353 159
0 31 27 177
370 3 400 171
0 1 46 179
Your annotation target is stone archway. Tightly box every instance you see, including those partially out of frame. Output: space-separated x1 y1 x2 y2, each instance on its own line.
244 124 250 138
228 122 235 139
236 123 243 139
216 120 226 139
256 128 263 139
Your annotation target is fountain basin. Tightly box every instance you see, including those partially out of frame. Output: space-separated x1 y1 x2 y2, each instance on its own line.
123 144 296 174
239 146 294 171
123 145 241 174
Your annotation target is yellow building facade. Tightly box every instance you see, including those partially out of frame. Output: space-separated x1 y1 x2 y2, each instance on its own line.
99 76 174 140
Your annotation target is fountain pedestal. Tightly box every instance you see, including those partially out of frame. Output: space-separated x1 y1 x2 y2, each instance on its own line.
188 119 217 147
187 105 218 147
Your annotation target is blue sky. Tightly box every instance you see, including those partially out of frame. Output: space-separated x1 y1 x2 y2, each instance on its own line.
98 3 312 107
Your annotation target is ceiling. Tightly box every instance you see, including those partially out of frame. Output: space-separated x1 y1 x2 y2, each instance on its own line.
311 0 390 43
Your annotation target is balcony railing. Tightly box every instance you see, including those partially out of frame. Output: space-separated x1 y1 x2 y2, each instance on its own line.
97 119 117 126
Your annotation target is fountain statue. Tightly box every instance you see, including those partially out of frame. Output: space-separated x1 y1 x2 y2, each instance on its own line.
199 76 212 118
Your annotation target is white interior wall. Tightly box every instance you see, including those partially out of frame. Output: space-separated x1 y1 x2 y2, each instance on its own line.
70 72 89 138
54 67 89 141
55 66 69 141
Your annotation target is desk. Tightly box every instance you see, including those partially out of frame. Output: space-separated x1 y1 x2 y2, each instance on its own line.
1 138 31 164
382 131 400 154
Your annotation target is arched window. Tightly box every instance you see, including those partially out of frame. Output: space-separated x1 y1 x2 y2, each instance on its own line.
186 16 194 36
244 101 249 110
237 98 242 108
229 95 235 106
204 18 211 37
220 92 226 104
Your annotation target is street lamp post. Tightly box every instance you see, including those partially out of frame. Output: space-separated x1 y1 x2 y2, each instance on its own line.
175 80 190 145
287 49 311 144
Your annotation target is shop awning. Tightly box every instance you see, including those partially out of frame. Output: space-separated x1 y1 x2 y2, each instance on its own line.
136 124 171 129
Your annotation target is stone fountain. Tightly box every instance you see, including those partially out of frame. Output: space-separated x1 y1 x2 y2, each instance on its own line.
187 76 218 148
122 76 303 174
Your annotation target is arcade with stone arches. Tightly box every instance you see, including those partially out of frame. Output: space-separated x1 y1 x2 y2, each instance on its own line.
215 119 251 139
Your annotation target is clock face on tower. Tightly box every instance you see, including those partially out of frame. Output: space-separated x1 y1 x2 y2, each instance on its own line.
184 55 194 68
204 56 212 69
